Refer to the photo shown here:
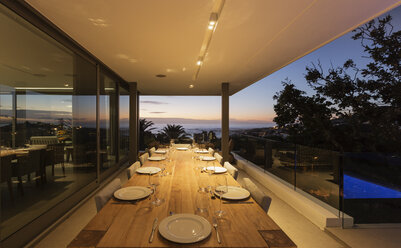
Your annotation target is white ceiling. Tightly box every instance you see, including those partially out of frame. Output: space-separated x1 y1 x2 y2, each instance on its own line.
25 0 401 95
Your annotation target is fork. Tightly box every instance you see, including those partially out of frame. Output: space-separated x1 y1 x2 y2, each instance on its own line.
212 217 221 244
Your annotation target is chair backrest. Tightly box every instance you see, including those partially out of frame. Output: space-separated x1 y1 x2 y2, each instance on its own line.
208 147 214 156
242 178 272 213
139 152 149 165
48 143 65 164
126 161 141 180
26 149 42 173
214 153 223 165
1 155 12 182
224 161 238 180
95 178 121 212
149 147 156 156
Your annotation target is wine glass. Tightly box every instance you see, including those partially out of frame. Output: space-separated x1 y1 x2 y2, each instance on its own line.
148 173 164 206
214 175 228 217
159 163 166 176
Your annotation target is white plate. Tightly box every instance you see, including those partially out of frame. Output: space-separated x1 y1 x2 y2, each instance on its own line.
215 186 250 200
148 156 166 161
113 186 152 201
202 156 216 161
206 166 227 174
136 167 161 174
195 150 209 154
176 147 188 151
159 214 211 244
155 150 167 154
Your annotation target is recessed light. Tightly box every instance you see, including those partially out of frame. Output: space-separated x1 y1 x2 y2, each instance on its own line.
64 83 69 87
208 25 214 30
189 84 194 88
156 74 166 78
197 60 202 66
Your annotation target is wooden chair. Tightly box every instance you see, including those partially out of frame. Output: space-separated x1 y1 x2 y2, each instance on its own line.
139 152 149 166
94 178 121 212
126 161 141 180
208 147 214 156
48 143 65 176
242 178 272 213
12 149 42 195
149 147 156 156
224 161 238 180
1 155 14 200
214 153 223 165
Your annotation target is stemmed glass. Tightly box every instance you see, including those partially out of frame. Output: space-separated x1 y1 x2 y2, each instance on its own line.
214 174 228 217
148 173 165 206
159 163 166 176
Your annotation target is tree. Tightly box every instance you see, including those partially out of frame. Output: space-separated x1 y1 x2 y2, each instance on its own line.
274 16 401 153
139 118 155 150
160 124 188 142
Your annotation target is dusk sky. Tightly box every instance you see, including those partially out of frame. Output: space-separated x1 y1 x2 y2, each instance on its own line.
2 6 400 129
140 5 401 127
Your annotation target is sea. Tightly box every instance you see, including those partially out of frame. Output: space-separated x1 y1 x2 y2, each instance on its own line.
150 123 274 138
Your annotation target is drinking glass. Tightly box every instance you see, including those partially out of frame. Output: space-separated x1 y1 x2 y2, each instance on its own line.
214 175 228 217
195 191 209 218
159 163 166 176
148 173 164 206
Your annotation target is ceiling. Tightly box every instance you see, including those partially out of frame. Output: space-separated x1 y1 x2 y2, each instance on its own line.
25 0 401 95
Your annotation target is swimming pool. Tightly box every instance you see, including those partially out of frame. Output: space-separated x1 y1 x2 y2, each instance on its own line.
344 175 401 199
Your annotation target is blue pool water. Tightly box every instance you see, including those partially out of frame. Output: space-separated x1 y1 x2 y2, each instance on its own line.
344 175 401 199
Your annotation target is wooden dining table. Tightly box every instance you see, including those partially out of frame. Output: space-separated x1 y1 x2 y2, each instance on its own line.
68 149 296 248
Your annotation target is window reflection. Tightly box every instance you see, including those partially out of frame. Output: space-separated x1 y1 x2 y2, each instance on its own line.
0 4 96 241
119 86 129 162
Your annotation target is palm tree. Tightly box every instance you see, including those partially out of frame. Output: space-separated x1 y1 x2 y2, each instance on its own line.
160 124 188 142
139 118 155 150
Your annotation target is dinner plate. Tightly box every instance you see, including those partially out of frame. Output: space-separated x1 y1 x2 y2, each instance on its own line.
154 150 167 154
176 147 189 151
159 214 211 244
136 167 161 174
114 186 152 201
148 156 166 161
202 156 216 161
195 150 209 154
215 186 250 200
206 166 227 174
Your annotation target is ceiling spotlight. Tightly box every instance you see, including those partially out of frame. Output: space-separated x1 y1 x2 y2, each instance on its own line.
208 25 214 30
189 84 194 88
197 60 202 66
64 83 69 87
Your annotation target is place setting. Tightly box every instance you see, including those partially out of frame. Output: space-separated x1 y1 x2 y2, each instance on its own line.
148 156 166 161
154 149 167 154
176 147 189 151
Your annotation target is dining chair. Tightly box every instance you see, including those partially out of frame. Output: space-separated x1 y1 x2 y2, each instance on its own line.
126 161 141 180
242 178 272 213
94 178 121 212
208 147 214 156
48 143 65 176
1 155 14 200
214 153 223 165
139 152 149 165
224 161 238 180
149 147 156 156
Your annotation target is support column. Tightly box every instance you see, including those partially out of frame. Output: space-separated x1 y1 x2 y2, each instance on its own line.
129 82 139 164
221 83 229 163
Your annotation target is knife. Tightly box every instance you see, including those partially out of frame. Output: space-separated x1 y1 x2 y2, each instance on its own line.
149 217 158 243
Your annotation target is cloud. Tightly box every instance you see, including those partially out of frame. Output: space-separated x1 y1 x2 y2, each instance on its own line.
149 111 166 114
140 100 168 105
